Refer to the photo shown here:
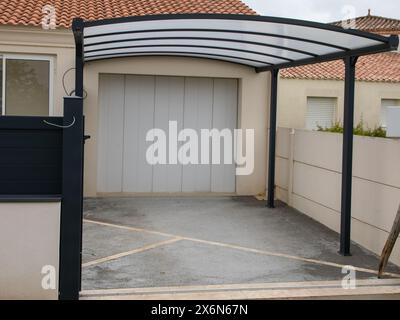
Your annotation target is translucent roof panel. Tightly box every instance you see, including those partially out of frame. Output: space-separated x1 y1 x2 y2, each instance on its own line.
81 14 399 71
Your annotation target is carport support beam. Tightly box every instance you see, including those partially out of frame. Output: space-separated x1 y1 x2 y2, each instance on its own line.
339 56 358 256
267 69 279 208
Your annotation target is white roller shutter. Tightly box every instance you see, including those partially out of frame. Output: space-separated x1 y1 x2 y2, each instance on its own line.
381 99 400 128
306 97 337 130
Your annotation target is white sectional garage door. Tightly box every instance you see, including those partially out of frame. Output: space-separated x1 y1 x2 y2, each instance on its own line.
97 74 238 193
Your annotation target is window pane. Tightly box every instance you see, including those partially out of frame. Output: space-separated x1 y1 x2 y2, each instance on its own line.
5 59 49 116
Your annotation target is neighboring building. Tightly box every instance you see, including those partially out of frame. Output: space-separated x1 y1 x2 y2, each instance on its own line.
278 12 400 130
331 10 400 36
0 0 270 197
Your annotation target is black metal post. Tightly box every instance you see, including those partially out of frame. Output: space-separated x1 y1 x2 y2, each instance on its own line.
339 56 358 256
71 17 85 293
267 69 279 208
72 18 84 98
59 97 84 300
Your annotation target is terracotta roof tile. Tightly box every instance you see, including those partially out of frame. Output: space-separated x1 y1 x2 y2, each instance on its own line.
0 0 256 28
280 52 400 83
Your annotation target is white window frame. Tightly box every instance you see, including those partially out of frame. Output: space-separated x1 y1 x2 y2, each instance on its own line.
1 54 54 116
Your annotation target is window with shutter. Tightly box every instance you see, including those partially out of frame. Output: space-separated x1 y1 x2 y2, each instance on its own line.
306 97 337 130
381 99 400 128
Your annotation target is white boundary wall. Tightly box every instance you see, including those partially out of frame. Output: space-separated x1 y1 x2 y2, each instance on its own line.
0 202 60 299
276 128 400 266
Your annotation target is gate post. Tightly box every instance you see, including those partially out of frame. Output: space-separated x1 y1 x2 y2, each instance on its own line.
59 96 84 300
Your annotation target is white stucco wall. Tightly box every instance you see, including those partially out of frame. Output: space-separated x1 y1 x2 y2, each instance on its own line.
276 128 400 266
0 202 61 300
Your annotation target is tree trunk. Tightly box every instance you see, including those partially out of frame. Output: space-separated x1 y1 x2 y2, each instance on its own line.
378 203 400 278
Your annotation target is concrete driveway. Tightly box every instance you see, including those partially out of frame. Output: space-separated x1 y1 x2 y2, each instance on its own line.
81 197 400 299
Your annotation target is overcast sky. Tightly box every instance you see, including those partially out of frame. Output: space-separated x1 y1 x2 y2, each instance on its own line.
243 0 400 22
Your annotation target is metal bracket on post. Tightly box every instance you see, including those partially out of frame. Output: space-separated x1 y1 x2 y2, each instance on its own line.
267 69 279 208
339 56 358 256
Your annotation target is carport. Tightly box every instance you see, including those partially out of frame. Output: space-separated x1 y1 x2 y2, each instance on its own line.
63 14 399 299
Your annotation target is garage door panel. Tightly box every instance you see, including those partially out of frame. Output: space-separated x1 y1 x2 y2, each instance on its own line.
153 76 185 192
97 74 125 192
182 77 213 192
98 75 237 194
211 79 238 193
123 75 155 192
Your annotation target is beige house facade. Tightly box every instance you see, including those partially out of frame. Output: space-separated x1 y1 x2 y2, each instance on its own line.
278 77 400 130
0 25 270 197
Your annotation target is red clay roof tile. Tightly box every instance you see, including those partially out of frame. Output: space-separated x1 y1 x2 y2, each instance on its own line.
0 0 256 28
280 52 400 83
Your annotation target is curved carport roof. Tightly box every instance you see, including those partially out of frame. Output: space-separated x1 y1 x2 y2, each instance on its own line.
74 14 399 72
70 13 399 259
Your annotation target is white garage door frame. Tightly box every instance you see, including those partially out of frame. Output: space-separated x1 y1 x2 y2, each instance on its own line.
97 74 238 194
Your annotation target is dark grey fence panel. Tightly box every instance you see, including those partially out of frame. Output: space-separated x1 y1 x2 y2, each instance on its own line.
0 110 86 300
0 116 63 195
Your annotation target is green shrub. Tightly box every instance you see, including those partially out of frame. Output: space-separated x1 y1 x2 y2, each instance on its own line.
317 119 387 138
